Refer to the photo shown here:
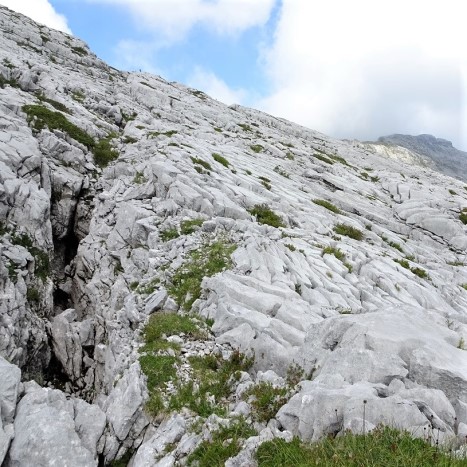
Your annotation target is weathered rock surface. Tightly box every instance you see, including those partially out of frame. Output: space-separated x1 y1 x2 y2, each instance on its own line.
1 4 467 464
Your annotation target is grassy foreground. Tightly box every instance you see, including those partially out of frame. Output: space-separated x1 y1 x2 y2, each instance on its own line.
256 426 465 467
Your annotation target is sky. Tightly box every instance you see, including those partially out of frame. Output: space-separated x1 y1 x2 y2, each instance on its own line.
1 0 466 150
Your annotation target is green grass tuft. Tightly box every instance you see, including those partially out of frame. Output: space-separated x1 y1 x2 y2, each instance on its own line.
93 137 118 168
250 144 264 153
212 153 230 167
244 382 288 422
191 156 212 171
313 199 341 214
188 417 256 467
169 350 253 417
160 228 180 241
169 240 236 309
249 205 285 228
23 104 94 148
180 218 204 235
333 224 363 241
256 425 465 467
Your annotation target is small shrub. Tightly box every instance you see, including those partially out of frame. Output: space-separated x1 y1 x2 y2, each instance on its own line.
285 243 296 252
169 240 236 309
93 137 118 168
411 267 428 279
142 312 204 345
36 92 71 114
245 169 252 175
460 212 467 224
313 153 333 164
261 180 272 190
180 218 204 235
249 205 285 228
313 199 341 214
322 246 345 262
250 144 264 153
190 156 212 171
286 152 295 160
286 363 304 386
394 258 410 269
273 165 290 178
212 153 229 167
188 417 256 467
26 287 40 304
71 90 85 102
244 382 288 422
23 104 94 148
124 136 138 144
333 223 363 241
71 46 88 56
238 123 252 132
133 171 146 184
160 228 179 241
461 283 467 290
170 350 253 417
449 189 457 195
387 241 404 252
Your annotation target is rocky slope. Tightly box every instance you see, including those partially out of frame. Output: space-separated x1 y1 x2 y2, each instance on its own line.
361 134 467 183
1 6 467 466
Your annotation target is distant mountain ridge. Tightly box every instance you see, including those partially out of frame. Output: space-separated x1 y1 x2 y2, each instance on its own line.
376 134 467 182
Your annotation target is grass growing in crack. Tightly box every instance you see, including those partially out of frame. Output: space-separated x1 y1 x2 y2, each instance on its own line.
168 240 236 310
212 153 229 167
93 137 118 168
188 417 256 467
169 350 253 417
11 232 50 280
322 246 352 273
274 165 290 178
180 218 204 235
250 144 264 153
244 382 288 422
23 104 94 148
313 153 334 164
140 312 208 415
313 199 341 214
191 156 212 171
256 425 466 467
36 92 71 114
249 205 285 228
143 312 205 345
322 246 345 262
333 224 363 241
160 228 179 241
394 259 428 279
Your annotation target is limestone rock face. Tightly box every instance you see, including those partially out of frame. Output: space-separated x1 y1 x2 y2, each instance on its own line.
5 382 105 467
1 4 467 464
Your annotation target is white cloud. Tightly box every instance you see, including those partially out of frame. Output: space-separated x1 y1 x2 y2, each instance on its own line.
86 0 275 42
112 39 163 74
188 67 246 105
258 0 467 149
0 0 71 33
